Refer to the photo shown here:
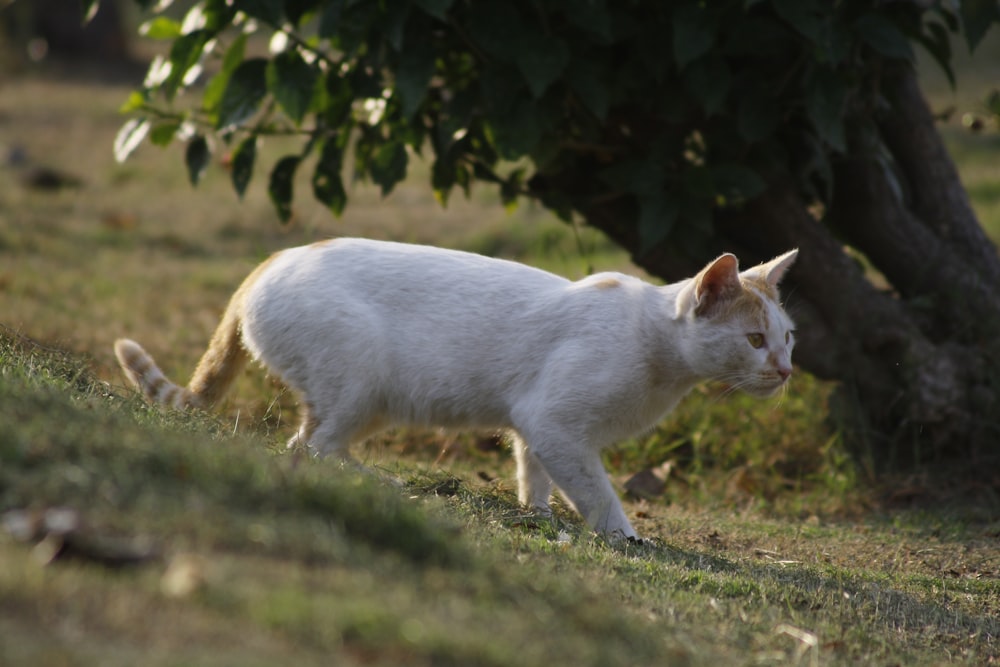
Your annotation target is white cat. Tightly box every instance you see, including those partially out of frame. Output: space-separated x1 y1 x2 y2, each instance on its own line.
115 238 797 539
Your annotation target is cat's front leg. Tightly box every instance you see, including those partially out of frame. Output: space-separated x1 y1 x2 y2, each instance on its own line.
525 438 638 539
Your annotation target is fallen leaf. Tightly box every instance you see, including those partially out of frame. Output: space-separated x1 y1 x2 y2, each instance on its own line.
624 469 666 500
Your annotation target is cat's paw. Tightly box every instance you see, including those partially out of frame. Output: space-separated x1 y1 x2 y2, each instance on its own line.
623 534 661 549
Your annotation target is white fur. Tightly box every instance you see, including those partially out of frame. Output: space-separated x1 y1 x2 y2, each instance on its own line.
229 239 797 539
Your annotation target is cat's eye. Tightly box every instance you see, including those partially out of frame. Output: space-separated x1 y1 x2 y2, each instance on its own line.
747 333 765 349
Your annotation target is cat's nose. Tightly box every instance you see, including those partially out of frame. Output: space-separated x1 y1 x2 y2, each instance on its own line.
777 367 792 381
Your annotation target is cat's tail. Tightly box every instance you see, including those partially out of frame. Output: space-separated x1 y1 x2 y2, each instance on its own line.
114 302 248 410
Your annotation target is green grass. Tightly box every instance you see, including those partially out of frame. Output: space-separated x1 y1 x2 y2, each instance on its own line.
2 329 999 666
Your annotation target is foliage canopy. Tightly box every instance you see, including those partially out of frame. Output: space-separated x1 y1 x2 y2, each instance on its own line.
109 0 998 251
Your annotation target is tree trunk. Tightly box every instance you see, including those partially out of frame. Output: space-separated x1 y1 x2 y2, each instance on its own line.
531 64 1000 474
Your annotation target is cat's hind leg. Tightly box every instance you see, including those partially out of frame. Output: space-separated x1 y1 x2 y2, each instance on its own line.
297 389 389 463
511 432 554 514
300 418 355 461
286 402 319 451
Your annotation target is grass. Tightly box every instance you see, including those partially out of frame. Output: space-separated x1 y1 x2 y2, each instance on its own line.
2 327 999 666
1 42 999 666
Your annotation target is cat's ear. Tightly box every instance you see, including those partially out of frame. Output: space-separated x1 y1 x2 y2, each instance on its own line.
688 253 742 317
744 249 798 287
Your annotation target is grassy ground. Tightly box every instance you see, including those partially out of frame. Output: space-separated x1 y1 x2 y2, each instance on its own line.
3 327 999 666
1 47 999 665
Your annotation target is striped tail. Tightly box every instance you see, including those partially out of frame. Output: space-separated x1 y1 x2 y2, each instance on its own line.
114 298 249 410
114 339 202 409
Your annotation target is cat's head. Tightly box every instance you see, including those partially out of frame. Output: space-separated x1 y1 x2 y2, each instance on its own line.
675 250 798 397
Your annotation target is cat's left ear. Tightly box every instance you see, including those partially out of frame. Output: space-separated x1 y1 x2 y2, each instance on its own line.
743 249 798 288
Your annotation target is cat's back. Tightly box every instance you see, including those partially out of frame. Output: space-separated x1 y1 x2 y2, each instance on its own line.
261 237 566 295
240 238 575 343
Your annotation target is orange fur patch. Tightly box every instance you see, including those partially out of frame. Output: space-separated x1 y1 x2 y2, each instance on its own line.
184 252 282 406
713 283 772 328
590 276 622 290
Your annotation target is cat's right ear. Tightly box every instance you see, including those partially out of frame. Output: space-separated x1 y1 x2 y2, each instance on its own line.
676 253 741 318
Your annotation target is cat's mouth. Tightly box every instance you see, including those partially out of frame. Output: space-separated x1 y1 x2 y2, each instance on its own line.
750 383 786 398
749 376 790 397
722 373 789 398
722 378 788 398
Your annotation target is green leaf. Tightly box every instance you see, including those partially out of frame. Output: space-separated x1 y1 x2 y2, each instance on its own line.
960 0 1000 53
431 150 459 204
201 0 237 32
711 164 766 202
185 135 211 186
799 133 834 202
312 139 347 216
330 2 377 56
737 88 780 142
771 0 825 43
854 14 913 60
113 117 149 163
566 0 614 44
163 30 210 100
673 5 715 70
369 141 408 196
486 100 541 161
202 32 248 118
413 0 454 20
395 42 436 119
149 121 180 147
139 17 182 40
681 165 715 199
269 155 301 223
119 90 147 114
323 69 355 128
499 168 525 211
285 0 316 26
480 63 526 116
81 0 99 24
804 70 847 152
346 60 383 99
915 20 955 89
221 32 248 76
725 17 794 57
216 58 268 131
684 55 730 116
385 2 413 51
637 192 679 253
267 50 318 125
466 4 524 62
230 136 257 199
318 0 345 39
600 160 665 196
676 196 714 257
566 60 610 120
239 0 284 26
515 32 570 98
